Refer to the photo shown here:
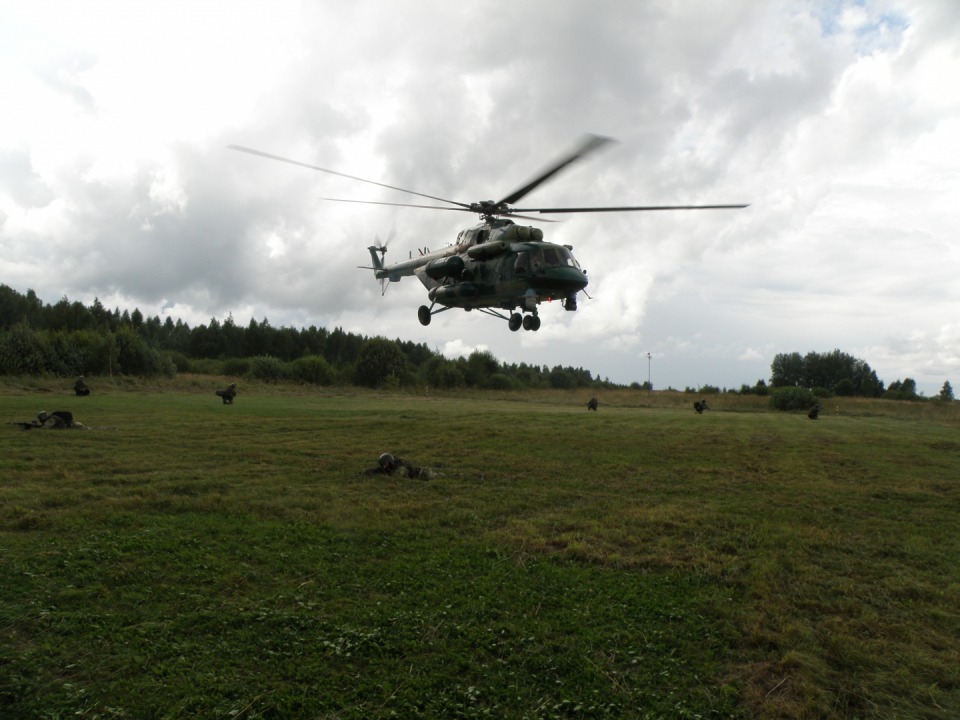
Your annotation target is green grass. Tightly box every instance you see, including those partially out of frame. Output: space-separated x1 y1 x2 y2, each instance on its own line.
1 378 959 719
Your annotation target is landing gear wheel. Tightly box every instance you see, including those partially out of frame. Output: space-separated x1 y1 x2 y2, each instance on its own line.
522 315 533 331
418 305 432 326
531 315 541 331
508 313 522 332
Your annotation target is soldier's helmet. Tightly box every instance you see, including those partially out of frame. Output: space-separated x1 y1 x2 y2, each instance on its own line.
229 383 236 389
378 453 396 469
38 411 49 422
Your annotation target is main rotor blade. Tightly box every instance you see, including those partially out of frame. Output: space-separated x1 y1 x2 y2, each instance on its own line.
318 197 475 212
510 204 751 213
499 213 560 223
320 198 558 222
497 134 615 206
228 145 471 209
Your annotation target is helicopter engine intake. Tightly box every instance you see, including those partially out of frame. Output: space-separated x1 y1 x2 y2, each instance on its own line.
466 240 509 260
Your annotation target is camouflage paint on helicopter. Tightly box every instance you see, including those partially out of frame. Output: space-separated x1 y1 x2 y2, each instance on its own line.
367 219 587 331
229 135 747 331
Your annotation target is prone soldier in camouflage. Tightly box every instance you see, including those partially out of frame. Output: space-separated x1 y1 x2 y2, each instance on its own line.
74 376 90 396
216 383 237 404
587 397 598 411
12 411 89 430
360 453 437 480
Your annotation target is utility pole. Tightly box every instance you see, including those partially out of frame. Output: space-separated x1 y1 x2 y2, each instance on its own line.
646 352 651 390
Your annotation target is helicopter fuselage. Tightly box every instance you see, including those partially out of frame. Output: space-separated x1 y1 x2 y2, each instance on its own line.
369 218 587 325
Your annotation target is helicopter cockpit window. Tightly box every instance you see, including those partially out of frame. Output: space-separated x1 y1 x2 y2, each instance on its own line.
556 247 580 269
542 248 560 266
513 252 529 274
529 248 544 271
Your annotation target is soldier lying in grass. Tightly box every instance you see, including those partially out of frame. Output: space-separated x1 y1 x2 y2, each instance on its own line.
12 411 89 430
359 453 437 480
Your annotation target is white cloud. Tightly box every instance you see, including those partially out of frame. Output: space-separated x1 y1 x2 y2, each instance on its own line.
442 339 487 360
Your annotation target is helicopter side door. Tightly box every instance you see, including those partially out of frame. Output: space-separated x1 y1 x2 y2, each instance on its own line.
512 251 530 277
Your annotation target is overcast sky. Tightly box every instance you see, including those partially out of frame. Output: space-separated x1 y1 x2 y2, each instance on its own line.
2 0 959 393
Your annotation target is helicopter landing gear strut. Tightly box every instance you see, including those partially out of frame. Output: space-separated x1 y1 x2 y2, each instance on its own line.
418 303 453 326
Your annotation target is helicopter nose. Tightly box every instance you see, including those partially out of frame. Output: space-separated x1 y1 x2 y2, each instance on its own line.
540 266 588 293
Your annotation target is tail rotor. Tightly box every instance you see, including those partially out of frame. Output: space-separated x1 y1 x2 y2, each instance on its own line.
361 224 398 296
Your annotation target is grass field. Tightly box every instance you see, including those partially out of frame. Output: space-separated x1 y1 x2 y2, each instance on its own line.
1 378 959 719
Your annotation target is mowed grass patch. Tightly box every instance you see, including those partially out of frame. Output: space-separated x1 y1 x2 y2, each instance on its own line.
1 389 959 718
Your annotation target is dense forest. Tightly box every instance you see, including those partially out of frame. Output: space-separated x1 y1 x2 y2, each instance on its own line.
0 285 608 390
2 285 951 400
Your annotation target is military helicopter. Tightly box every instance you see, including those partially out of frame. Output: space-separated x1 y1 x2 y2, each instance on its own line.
228 136 747 332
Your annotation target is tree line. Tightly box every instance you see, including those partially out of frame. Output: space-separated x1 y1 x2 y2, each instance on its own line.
0 285 612 391
768 349 953 402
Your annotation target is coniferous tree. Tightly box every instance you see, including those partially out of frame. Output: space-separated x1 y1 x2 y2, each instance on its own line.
940 381 954 402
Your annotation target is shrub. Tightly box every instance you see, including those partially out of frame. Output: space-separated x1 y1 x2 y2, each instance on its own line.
487 373 519 391
110 328 174 376
833 378 855 396
0 324 60 375
355 338 406 388
549 367 575 389
288 355 333 385
189 358 223 375
699 385 720 395
249 355 285 383
422 356 464 388
770 387 820 411
812 387 834 398
222 358 250 377
168 351 191 373
465 350 500 387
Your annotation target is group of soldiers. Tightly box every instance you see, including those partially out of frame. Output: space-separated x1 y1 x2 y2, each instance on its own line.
11 376 93 430
13 375 825 476
588 397 713 415
209 383 437 479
